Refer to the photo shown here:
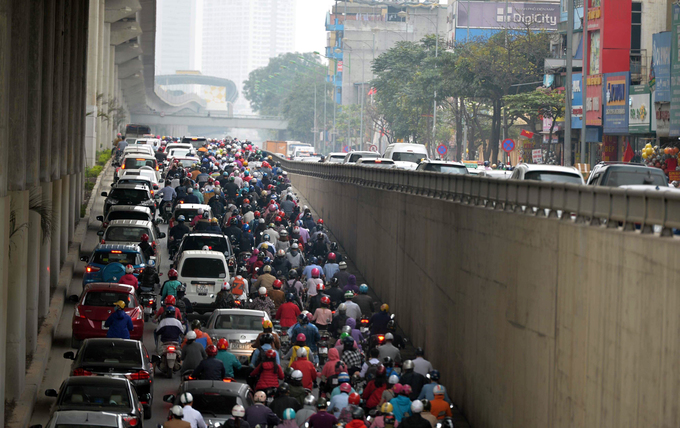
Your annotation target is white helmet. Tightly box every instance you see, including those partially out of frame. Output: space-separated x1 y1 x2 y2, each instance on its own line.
388 374 399 385
291 369 304 381
297 347 307 358
171 405 184 417
180 392 194 404
254 391 267 403
232 404 246 418
258 287 267 296
125 264 134 274
186 331 197 341
202 245 210 251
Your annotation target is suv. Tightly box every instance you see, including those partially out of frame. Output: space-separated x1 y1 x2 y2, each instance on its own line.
96 206 155 230
509 164 585 185
342 151 380 164
586 162 668 187
175 250 231 314
356 158 396 168
80 244 148 287
98 219 165 266
169 204 212 229
174 232 235 272
416 160 469 175
324 152 346 163
383 143 429 170
101 184 156 217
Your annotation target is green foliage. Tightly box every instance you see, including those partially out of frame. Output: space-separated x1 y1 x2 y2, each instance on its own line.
335 104 362 147
80 203 87 218
85 181 95 191
86 165 103 178
96 150 112 166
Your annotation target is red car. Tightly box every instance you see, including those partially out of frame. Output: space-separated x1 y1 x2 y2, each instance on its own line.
71 283 144 348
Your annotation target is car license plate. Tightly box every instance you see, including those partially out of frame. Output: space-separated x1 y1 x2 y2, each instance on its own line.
197 285 208 295
102 322 109 330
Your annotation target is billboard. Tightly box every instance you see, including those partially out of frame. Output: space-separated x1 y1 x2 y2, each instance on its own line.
456 2 560 31
571 74 583 129
629 85 651 134
652 32 671 102
670 4 680 137
602 72 629 134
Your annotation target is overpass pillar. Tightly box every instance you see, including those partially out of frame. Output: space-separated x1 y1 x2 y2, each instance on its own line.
50 179 62 287
40 0 55 186
61 175 70 262
50 0 64 181
0 0 9 419
95 0 105 150
85 0 100 167
26 187 42 354
0 197 10 424
38 181 52 319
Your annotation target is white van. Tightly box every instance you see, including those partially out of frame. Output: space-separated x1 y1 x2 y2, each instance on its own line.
287 141 312 158
176 250 230 313
292 146 315 160
383 143 429 170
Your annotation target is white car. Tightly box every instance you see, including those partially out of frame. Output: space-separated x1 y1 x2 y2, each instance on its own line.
325 152 346 163
416 160 468 175
383 143 429 170
175 250 230 314
342 151 380 164
121 168 160 188
509 163 585 185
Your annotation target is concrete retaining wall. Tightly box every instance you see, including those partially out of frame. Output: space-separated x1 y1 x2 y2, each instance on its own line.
290 173 680 428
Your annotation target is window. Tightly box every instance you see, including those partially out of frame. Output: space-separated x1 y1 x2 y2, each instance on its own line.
423 164 468 174
83 292 134 308
181 258 226 278
524 171 584 184
60 384 131 408
214 314 264 330
109 189 150 204
81 342 140 365
192 393 243 414
106 211 150 222
631 2 642 52
104 227 150 242
123 158 156 170
604 167 667 187
91 251 138 265
392 152 426 163
182 236 229 254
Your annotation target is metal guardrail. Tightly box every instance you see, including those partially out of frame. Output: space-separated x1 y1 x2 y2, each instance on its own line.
274 155 680 238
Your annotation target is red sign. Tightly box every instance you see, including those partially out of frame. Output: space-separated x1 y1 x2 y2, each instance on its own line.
337 61 343 72
669 171 680 181
602 136 618 161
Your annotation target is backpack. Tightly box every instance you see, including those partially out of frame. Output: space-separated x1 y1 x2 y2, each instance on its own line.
232 276 246 296
251 347 266 367
365 360 381 381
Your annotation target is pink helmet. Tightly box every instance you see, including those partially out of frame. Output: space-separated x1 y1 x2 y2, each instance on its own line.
311 268 320 278
340 383 351 393
296 333 306 342
252 249 260 256
268 205 277 212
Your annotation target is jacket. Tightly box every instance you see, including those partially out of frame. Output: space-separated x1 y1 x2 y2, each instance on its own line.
161 280 182 299
290 357 317 389
399 415 431 428
275 302 301 328
307 411 338 428
270 395 302 419
118 274 138 289
181 341 207 375
250 361 284 390
245 403 280 428
104 310 133 339
216 350 242 378
276 420 299 428
321 348 345 379
295 406 317 427
389 396 412 422
400 371 426 400
289 384 309 406
353 294 374 316
156 317 184 343
429 395 452 420
164 419 192 428
346 420 367 428
192 356 226 380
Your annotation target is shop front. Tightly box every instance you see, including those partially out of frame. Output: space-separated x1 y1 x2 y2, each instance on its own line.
600 72 630 162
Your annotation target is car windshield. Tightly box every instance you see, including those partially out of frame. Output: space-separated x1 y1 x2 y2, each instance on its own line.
60 384 131 408
191 392 241 414
423 164 468 174
178 159 199 167
181 258 226 278
83 292 134 308
80 341 141 366
328 156 345 163
605 167 667 187
214 314 264 330
104 227 149 242
349 153 378 162
182 236 229 253
123 158 156 169
361 161 394 168
169 149 191 158
175 209 201 221
392 152 426 163
106 211 150 222
91 251 138 265
117 179 150 188
109 189 149 204
55 424 118 428
524 171 583 184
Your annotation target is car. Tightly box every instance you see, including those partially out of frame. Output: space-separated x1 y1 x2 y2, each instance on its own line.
181 136 208 149
509 163 585 185
298 156 323 162
166 147 195 160
44 376 144 426
121 153 158 172
416 160 469 175
119 168 160 188
134 138 161 150
70 283 144 346
168 203 212 229
175 250 230 314
383 143 430 170
113 174 159 194
325 152 347 163
31 410 126 428
586 162 668 187
342 151 381 164
477 169 511 179
163 380 254 426
63 338 159 418
96 206 155 230
122 145 154 156
98 219 165 266
80 244 148 287
174 232 235 272
165 142 194 153
172 156 201 169
355 158 396 168
204 309 272 364
101 184 156 217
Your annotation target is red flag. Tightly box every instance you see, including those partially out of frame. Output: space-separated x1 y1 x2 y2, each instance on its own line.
367 87 377 96
623 141 635 162
520 129 534 139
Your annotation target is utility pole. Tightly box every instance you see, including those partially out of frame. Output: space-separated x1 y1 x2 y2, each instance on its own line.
565 0 574 166
581 0 588 165
313 83 318 152
432 9 439 154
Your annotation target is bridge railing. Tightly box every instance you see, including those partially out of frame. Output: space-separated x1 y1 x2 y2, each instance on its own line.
273 155 680 237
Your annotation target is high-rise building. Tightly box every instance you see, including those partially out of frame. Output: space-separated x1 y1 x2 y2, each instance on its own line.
155 0 197 75
202 0 296 114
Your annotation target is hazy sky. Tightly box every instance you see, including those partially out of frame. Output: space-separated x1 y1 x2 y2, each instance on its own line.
295 0 336 55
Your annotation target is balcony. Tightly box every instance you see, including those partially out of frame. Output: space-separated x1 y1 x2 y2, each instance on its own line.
630 50 647 85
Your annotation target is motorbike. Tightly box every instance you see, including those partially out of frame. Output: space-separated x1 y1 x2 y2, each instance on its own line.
157 342 181 379
317 328 331 368
160 199 174 223
359 315 370 337
139 291 156 322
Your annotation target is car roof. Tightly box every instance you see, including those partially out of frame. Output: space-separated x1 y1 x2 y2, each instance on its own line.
420 160 466 166
175 204 211 210
386 143 427 149
64 375 131 386
328 152 346 157
106 206 152 214
81 338 142 348
517 163 581 174
106 219 154 227
179 250 227 258
123 168 155 174
94 244 142 252
83 283 136 293
181 379 251 395
347 151 377 155
185 232 226 238
212 308 267 317
356 158 394 163
52 410 122 426
123 153 155 159
117 175 152 182
110 183 150 191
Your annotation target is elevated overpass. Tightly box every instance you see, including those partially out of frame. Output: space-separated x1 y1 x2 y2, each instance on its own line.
277 157 680 428
132 112 289 130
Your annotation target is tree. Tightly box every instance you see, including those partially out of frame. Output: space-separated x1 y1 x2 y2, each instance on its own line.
503 87 565 149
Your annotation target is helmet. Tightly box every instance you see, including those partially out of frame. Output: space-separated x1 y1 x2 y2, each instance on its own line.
217 338 229 350
203 211 210 219
376 365 387 377
440 417 455 428
171 405 184 418
291 370 303 381
261 333 274 344
291 243 299 249
296 333 306 342
186 331 197 341
164 295 176 306
298 313 309 324
402 385 412 396
351 408 365 421
304 394 317 406
191 319 202 330
429 370 440 381
262 320 273 329
359 284 369 294
230 217 238 226
384 415 396 426
168 269 178 279
254 211 261 218
258 287 267 296
416 347 425 356
320 296 330 306
385 333 394 341
254 391 267 403
277 249 285 257
388 374 399 385
342 326 352 335
433 385 446 395
265 349 277 359
411 400 424 414
252 249 260 256
339 261 347 270
180 392 194 404
338 372 350 383
242 224 250 232
286 293 295 302
197 208 204 215
384 356 394 367
317 397 328 409
125 264 134 274
278 383 290 395
297 348 308 358
311 268 320 278
344 291 354 299
327 252 336 261
348 392 361 405
393 384 403 394
380 402 394 414
380 303 389 312
283 409 296 420
222 282 230 291
114 300 126 310
177 215 186 222
403 360 414 371
232 404 246 418
310 256 318 264
339 382 351 393
316 283 325 292
273 279 283 289
342 335 354 346
338 303 347 313
140 233 149 242
165 306 175 316
206 345 218 357
263 265 272 273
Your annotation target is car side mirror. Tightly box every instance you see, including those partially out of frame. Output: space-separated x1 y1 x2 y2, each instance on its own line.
96 230 104 236
155 218 163 225
158 232 166 238
79 256 88 262
151 355 161 364
45 389 58 397
63 351 75 360
100 192 107 197
163 394 175 403
68 295 80 303
96 216 104 222
153 184 159 190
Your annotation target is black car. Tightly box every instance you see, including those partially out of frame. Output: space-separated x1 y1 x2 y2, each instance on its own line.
63 338 159 419
174 232 235 271
45 376 145 425
101 184 156 217
164 380 254 427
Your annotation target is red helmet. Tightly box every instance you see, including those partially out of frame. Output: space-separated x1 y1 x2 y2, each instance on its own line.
164 295 176 306
243 199 250 204
321 296 331 306
311 268 320 278
206 345 218 357
125 264 134 274
340 383 351 393
140 233 149 242
254 211 261 218
296 333 306 342
316 283 325 291
267 184 273 190
168 269 178 279
327 252 336 262
265 349 277 359
317 219 324 224
273 279 283 289
376 364 386 376
217 338 229 350
348 392 361 405
275 216 282 222
262 161 271 168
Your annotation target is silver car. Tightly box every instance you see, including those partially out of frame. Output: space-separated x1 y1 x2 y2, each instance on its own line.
204 309 271 364
33 410 125 428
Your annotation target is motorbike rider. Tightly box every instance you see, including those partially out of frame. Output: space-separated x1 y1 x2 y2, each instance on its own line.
416 371 451 403
342 291 362 322
168 215 190 255
308 398 338 428
250 333 281 368
330 304 349 337
250 287 275 318
166 405 191 428
224 217 243 246
157 180 177 215
328 383 351 417
272 250 292 277
250 349 284 391
216 338 242 378
104 300 133 339
271 384 302 419
295 395 318 428
180 392 208 428
160 268 182 300
308 283 327 315
285 243 304 270
231 273 249 302
331 262 351 289
138 233 155 260
354 284 374 316
137 260 159 293
254 265 277 293
276 230 291 253
289 314 321 363
192 345 226 380
399 360 426 400
290 348 317 390
312 296 333 328
323 253 340 279
155 306 184 352
288 370 309 405
153 296 183 323
400 401 431 428
412 348 433 377
338 394 363 426
253 320 281 350
340 335 364 374
284 332 311 368
388 385 412 423
343 275 359 294
181 331 207 375
184 319 213 348
420 400 439 427
378 333 402 365
269 279 286 309
118 264 139 289
428 386 451 420
369 304 392 335
193 212 212 231
386 320 405 350
275 294 301 329
301 257 323 281
367 403 395 428
245 391 280 428
215 283 235 309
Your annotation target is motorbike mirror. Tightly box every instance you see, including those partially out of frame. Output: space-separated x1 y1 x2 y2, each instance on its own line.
44 389 58 397
68 295 80 303
151 355 161 364
63 351 75 360
162 394 176 403
155 218 163 225
390 314 395 320
158 272 163 277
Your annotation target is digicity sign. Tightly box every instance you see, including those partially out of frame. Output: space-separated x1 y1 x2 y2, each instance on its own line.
498 8 557 27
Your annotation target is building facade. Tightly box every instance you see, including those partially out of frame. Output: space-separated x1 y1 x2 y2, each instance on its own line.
155 0 197 75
